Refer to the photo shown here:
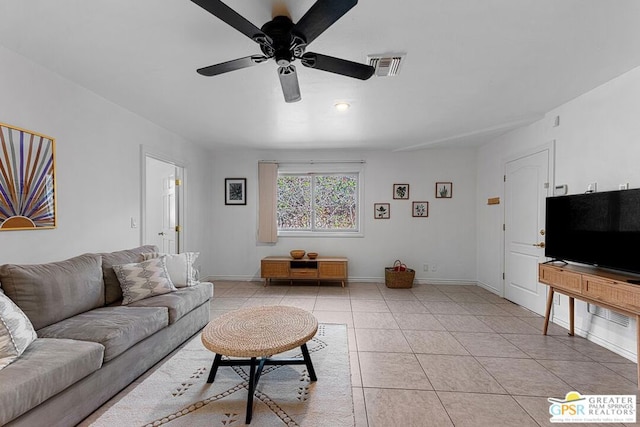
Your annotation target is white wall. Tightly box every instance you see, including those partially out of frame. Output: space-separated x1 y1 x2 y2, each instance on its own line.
207 148 477 283
0 46 212 264
477 65 640 360
0 43 477 285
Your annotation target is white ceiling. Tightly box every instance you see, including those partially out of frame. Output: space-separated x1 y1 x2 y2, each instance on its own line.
1 0 640 151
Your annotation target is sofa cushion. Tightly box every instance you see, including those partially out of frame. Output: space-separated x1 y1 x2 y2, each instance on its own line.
0 254 104 330
141 252 199 287
0 290 37 370
128 281 214 324
37 306 168 362
0 338 104 426
114 257 177 305
100 245 158 305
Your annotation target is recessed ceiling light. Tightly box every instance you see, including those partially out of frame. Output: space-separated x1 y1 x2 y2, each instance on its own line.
334 102 350 112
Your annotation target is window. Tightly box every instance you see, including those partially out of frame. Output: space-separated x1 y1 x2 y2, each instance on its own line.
277 167 362 236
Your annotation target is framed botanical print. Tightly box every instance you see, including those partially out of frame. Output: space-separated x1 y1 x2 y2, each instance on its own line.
374 203 390 219
393 184 409 200
225 178 246 205
412 201 429 217
0 122 57 230
436 182 452 198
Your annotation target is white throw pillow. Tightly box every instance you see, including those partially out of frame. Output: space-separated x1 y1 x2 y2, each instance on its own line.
113 256 177 305
141 252 199 287
0 290 37 370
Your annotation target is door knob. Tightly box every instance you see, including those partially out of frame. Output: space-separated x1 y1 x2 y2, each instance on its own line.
158 232 165 236
533 242 545 248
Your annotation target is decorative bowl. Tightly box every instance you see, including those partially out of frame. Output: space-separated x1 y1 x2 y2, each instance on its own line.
290 250 306 259
307 252 318 259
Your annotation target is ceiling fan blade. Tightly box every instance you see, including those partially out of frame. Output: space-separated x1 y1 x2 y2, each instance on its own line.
301 52 374 80
197 55 268 76
278 65 301 103
293 0 357 45
191 0 272 46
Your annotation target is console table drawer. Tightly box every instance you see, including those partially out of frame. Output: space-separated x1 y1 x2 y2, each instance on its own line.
583 278 640 312
290 269 318 278
539 265 582 293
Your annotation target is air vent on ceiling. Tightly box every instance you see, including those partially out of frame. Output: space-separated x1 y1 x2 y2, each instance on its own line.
367 54 405 77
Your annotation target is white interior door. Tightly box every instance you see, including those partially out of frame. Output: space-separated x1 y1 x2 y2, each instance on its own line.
145 156 180 254
504 148 550 315
160 172 177 253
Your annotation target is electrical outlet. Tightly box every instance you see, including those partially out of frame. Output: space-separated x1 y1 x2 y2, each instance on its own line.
130 217 137 228
587 182 597 193
554 293 560 305
619 183 629 190
423 264 429 272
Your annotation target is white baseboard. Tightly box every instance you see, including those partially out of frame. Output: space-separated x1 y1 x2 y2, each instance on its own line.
551 316 636 363
415 278 479 286
205 275 480 286
475 280 502 296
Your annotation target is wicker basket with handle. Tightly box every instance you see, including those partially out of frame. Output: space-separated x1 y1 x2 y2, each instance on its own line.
385 260 415 288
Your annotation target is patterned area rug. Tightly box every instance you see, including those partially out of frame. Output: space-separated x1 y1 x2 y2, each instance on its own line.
87 323 353 427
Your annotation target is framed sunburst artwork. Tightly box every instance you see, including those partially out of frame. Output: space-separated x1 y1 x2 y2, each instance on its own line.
0 123 57 231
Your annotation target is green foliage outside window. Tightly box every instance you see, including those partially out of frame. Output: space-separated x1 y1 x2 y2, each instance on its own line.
277 173 358 232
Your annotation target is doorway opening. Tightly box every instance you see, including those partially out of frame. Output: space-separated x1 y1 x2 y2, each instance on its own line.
143 154 185 254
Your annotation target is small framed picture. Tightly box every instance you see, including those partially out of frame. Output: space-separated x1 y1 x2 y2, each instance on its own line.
412 201 429 217
393 184 410 200
436 182 452 198
374 203 390 219
225 178 247 205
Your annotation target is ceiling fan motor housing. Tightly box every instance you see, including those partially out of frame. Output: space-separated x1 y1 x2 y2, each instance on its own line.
260 16 305 66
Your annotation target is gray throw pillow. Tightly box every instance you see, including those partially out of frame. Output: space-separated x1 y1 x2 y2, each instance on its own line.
100 245 158 305
113 257 177 305
141 252 199 287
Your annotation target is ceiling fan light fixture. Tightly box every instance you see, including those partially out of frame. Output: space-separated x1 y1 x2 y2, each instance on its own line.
278 65 301 103
334 102 350 112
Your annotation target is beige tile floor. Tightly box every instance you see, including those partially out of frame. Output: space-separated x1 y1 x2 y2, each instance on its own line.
212 280 640 427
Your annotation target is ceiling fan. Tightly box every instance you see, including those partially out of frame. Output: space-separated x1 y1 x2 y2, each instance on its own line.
190 0 375 102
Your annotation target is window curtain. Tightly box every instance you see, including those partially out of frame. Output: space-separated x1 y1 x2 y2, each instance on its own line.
257 161 278 243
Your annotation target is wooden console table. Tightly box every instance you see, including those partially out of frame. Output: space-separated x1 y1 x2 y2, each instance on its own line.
261 256 348 287
539 262 640 387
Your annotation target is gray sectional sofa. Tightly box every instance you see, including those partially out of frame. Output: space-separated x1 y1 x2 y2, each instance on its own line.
0 246 213 427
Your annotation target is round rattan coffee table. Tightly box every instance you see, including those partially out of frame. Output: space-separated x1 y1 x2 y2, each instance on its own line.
201 305 318 424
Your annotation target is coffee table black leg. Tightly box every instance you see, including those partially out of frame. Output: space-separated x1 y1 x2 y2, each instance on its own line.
207 353 222 383
301 343 317 381
246 357 257 424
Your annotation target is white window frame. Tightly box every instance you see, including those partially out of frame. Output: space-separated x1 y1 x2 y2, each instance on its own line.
277 163 364 238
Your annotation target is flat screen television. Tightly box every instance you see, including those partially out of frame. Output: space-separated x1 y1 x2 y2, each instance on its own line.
545 188 640 275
